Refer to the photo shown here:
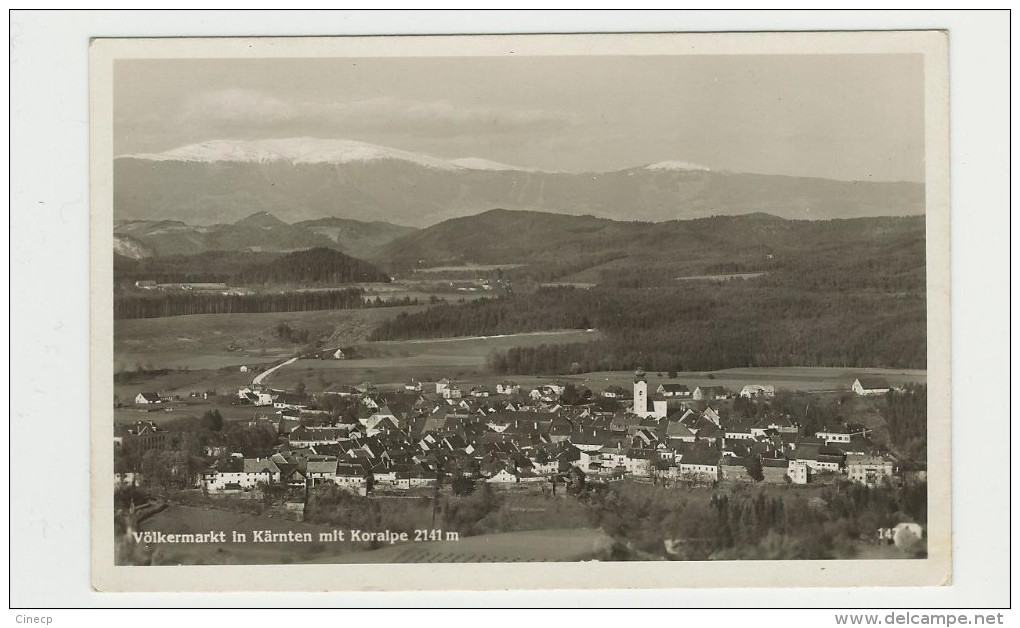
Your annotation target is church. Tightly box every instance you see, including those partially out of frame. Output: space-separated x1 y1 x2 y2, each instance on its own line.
632 369 668 419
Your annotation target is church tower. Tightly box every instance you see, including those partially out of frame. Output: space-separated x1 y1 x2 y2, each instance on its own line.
633 368 648 416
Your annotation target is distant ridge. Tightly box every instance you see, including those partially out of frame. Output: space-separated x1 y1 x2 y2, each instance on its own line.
371 208 925 274
116 137 925 227
114 214 416 258
235 211 290 228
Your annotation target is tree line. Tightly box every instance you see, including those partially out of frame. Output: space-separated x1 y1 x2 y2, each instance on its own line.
580 481 928 560
883 385 928 462
371 281 925 373
114 288 367 319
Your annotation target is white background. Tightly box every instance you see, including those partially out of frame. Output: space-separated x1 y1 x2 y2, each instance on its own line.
7 9 1012 616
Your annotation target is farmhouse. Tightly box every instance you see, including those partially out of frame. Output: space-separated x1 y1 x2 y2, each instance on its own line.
656 383 691 398
238 387 275 406
852 377 892 396
693 385 728 401
134 392 164 405
739 384 776 399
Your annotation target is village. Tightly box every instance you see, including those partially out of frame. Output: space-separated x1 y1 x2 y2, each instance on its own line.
117 369 921 502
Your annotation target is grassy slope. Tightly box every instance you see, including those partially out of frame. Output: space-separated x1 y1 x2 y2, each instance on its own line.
115 306 427 371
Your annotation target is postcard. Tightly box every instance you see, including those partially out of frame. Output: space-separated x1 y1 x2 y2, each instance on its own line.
90 30 950 591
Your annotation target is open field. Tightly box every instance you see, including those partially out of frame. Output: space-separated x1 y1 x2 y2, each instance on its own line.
261 329 599 390
113 400 274 427
312 528 613 563
675 272 766 281
413 264 524 273
113 367 257 407
114 306 425 371
473 366 927 394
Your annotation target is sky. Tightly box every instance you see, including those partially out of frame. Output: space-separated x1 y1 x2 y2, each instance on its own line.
114 54 925 182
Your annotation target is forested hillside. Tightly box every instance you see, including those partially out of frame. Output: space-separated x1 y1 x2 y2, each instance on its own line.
369 212 926 373
237 247 391 285
114 288 368 320
114 247 390 288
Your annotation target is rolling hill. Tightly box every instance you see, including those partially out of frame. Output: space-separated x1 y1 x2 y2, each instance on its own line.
294 217 417 259
238 247 391 285
114 138 925 227
113 247 390 288
113 212 416 258
372 209 926 284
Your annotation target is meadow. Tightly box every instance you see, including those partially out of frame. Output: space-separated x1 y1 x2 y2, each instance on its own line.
261 329 599 390
114 305 426 371
365 366 927 396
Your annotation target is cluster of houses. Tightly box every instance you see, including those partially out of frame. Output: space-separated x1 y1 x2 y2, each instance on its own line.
143 370 907 497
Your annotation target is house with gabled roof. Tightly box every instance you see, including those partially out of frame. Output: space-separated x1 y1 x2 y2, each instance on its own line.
334 462 369 495
304 459 338 486
693 386 729 401
815 426 853 444
724 420 756 442
134 391 164 405
676 443 721 483
624 448 655 477
852 377 892 396
664 421 697 443
794 442 845 473
203 457 281 493
656 383 691 398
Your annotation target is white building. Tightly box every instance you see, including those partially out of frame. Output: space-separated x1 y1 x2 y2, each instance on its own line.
852 377 892 396
846 454 895 487
787 460 809 484
203 458 281 493
633 370 667 419
739 384 775 399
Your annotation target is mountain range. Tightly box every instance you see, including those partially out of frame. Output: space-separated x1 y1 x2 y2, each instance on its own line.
114 207 925 299
115 138 925 228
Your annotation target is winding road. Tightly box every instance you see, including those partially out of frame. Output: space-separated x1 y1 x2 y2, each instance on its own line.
252 356 298 387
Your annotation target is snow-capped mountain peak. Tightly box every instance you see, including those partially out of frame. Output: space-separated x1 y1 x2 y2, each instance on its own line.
645 160 711 172
122 138 464 170
450 157 532 172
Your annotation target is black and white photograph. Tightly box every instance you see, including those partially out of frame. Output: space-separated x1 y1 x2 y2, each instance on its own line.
85 30 955 591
